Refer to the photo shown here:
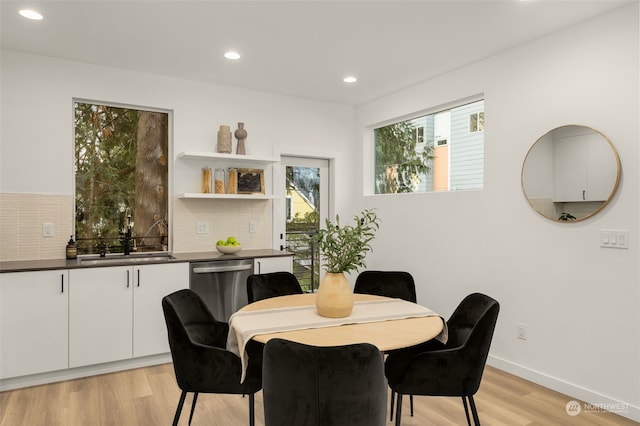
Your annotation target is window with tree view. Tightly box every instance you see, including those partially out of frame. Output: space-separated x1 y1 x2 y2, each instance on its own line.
74 101 170 255
374 99 484 194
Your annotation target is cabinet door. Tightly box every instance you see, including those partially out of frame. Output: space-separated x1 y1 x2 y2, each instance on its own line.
132 263 189 357
254 256 293 274
69 266 133 368
0 270 68 379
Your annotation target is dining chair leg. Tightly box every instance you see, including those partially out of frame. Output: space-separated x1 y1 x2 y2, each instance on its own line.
172 391 187 426
395 393 404 426
469 395 481 426
390 390 396 421
462 396 472 426
188 392 199 425
249 393 255 426
410 394 414 416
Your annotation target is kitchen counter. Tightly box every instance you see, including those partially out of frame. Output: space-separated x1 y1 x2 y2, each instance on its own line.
0 249 292 273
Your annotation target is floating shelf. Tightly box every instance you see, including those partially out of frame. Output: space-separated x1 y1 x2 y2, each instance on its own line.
178 193 277 200
177 151 279 165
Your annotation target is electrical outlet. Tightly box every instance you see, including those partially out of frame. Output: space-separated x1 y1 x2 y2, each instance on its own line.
196 221 210 234
42 223 54 237
517 322 527 340
249 220 257 233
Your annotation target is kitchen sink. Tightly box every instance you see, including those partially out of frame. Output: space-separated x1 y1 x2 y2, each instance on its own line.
78 253 176 266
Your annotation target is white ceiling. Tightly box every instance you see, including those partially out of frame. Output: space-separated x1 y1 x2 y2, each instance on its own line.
0 1 632 106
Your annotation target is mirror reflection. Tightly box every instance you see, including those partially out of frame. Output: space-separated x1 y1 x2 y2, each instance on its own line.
521 125 620 222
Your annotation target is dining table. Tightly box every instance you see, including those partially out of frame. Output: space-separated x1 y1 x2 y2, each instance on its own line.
227 293 447 381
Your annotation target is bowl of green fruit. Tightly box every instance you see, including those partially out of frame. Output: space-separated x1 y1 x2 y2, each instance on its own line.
216 236 242 254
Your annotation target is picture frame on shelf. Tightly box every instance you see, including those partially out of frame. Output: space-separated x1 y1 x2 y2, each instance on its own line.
228 168 265 195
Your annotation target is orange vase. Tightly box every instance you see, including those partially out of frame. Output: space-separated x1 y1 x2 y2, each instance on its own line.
316 272 354 318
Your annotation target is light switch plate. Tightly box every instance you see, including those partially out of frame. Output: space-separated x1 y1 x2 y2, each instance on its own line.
42 223 54 237
196 221 210 234
601 229 629 249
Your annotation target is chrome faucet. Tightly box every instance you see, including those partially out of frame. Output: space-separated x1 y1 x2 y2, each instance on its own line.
123 208 133 256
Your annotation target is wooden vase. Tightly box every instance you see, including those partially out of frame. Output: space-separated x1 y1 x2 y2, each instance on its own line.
316 272 354 318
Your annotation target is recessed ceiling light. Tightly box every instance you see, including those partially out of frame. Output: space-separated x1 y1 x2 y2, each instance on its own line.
224 51 241 60
19 9 43 20
343 76 358 83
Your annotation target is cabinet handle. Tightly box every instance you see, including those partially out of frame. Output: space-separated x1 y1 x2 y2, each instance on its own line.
257 261 261 274
583 190 586 200
137 269 140 287
61 274 64 293
127 270 130 288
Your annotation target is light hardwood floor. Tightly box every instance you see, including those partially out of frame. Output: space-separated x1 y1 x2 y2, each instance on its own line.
0 364 636 426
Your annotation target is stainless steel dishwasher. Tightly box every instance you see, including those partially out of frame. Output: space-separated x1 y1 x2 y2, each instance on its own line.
189 259 254 321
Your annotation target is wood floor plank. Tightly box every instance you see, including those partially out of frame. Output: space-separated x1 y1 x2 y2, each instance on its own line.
0 364 636 425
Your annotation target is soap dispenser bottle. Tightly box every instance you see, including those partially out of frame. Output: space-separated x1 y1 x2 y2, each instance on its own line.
66 235 77 259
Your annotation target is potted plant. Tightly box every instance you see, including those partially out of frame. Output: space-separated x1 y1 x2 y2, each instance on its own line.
315 209 380 318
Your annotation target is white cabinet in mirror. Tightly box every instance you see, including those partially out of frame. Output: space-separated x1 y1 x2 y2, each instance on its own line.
521 125 621 222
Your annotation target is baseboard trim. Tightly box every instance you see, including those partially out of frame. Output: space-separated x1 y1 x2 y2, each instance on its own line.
487 355 640 422
0 353 172 392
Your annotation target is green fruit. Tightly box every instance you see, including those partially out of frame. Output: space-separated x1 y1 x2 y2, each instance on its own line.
227 236 237 244
216 240 225 246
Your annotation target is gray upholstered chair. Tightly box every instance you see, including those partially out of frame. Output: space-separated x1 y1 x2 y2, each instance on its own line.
162 289 263 426
384 293 500 426
246 271 303 303
262 338 387 426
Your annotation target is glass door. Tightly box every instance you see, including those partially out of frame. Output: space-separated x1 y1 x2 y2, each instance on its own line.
273 156 329 292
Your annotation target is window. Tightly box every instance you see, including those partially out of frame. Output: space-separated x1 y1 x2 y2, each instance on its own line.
470 111 484 132
415 126 425 144
74 101 170 255
373 99 484 194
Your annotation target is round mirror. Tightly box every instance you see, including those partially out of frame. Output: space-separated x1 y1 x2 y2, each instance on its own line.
522 125 621 222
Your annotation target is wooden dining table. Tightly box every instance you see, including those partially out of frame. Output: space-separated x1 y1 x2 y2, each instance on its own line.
235 293 445 351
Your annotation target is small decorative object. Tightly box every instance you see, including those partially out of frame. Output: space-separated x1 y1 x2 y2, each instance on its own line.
214 168 226 194
230 168 265 195
235 122 247 155
217 125 232 153
227 168 238 194
315 209 380 318
559 212 577 221
66 235 77 259
201 167 212 193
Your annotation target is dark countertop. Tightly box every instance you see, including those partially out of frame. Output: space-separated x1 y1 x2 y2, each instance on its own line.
0 249 292 273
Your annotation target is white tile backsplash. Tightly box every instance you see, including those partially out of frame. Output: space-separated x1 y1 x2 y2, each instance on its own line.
0 193 272 261
1 193 73 261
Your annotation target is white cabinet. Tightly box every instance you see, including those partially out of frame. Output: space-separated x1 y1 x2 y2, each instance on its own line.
554 133 617 202
0 270 69 379
69 262 189 368
254 256 293 274
132 262 189 357
177 151 279 200
69 266 133 368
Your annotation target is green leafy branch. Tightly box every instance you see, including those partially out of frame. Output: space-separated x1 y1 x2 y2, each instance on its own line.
316 209 381 274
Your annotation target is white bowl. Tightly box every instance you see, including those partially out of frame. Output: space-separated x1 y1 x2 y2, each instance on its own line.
216 244 242 254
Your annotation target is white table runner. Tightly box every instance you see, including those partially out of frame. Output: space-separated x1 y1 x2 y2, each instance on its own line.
227 298 448 382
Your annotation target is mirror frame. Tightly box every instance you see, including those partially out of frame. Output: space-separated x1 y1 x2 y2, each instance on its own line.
521 125 621 223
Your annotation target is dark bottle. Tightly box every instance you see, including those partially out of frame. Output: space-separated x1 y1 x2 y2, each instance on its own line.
66 236 77 259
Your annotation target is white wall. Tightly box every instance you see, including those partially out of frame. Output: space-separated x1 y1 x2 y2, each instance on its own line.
355 4 639 421
0 49 354 258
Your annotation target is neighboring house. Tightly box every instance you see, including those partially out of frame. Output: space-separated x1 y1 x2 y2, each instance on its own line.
286 185 316 222
410 100 484 192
